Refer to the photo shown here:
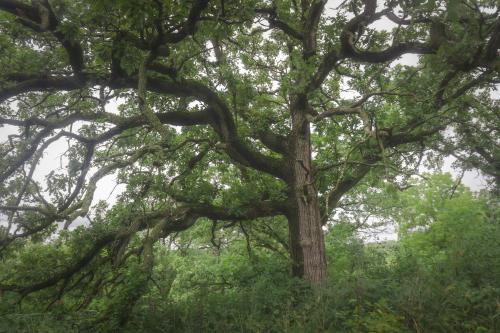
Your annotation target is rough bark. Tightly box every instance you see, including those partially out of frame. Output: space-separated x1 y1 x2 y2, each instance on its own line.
286 98 327 285
1 0 495 292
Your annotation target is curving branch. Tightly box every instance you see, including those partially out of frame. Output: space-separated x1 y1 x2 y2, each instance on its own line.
385 11 432 25
1 73 286 180
0 193 284 296
137 77 287 179
161 0 210 44
322 158 376 223
187 200 287 221
59 143 96 212
0 75 84 103
309 0 434 90
0 128 53 183
341 41 434 63
302 0 327 56
0 231 118 295
255 7 303 40
0 0 84 75
318 67 494 221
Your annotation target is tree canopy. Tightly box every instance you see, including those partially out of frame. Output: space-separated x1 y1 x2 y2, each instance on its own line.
0 0 499 329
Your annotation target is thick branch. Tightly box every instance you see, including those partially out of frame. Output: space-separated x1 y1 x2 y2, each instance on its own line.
187 200 286 221
303 0 327 56
255 7 303 40
0 0 84 74
322 156 379 222
139 77 286 179
0 75 83 103
385 12 432 25
0 196 283 295
309 0 434 90
160 0 210 44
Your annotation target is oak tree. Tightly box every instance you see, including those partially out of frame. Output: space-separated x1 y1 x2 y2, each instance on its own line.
0 0 498 294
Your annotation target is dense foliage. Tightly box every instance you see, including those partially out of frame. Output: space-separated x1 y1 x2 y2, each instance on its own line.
0 0 498 331
1 174 499 332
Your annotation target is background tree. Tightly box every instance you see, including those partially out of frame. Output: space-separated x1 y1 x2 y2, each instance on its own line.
2 173 498 332
0 0 498 300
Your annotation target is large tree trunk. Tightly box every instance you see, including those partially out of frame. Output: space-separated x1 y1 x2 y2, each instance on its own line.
287 101 327 285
